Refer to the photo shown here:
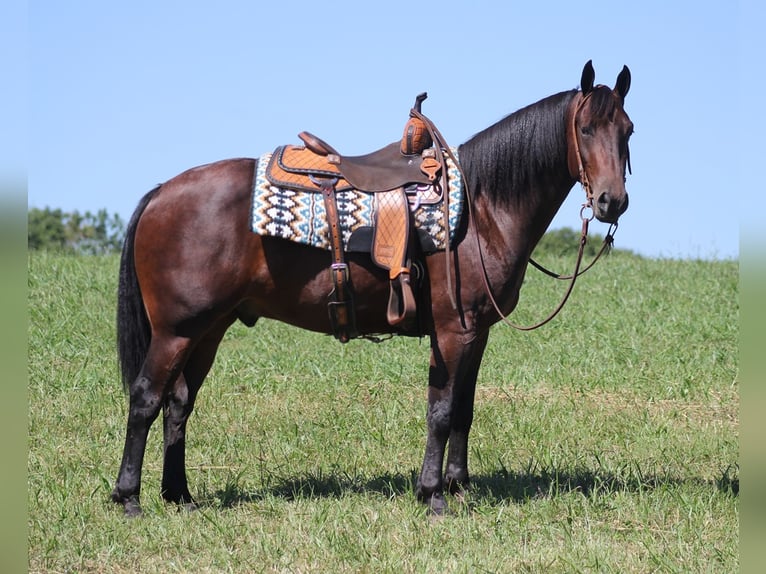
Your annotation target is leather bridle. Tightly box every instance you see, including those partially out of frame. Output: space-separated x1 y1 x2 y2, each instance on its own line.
474 89 622 331
567 90 596 204
528 88 621 282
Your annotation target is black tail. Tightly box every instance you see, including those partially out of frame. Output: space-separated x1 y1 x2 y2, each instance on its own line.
117 186 161 391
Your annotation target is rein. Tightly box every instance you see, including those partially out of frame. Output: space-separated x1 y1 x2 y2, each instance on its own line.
468 90 617 331
477 201 611 331
528 219 616 280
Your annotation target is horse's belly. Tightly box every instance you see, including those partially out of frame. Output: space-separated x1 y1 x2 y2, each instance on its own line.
241 242 405 336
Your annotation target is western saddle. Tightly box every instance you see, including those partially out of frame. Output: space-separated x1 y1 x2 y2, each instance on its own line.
264 93 450 342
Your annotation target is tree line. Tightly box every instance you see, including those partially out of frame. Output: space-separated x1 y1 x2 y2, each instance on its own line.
28 207 126 255
28 206 622 258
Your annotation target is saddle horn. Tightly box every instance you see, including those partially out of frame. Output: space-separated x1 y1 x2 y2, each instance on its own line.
401 93 433 156
414 92 428 113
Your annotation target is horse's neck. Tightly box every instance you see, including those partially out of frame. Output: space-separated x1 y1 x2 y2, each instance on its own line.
464 95 578 261
465 175 574 318
458 91 579 311
478 174 576 262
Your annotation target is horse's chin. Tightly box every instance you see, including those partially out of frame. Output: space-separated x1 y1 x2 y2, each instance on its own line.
595 213 620 225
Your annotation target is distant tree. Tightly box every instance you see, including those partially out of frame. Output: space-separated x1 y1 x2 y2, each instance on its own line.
28 207 125 254
27 207 67 251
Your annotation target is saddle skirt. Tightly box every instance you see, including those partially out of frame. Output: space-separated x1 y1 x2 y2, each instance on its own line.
265 145 354 193
250 148 464 253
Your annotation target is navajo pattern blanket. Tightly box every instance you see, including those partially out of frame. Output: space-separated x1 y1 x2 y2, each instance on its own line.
250 149 464 252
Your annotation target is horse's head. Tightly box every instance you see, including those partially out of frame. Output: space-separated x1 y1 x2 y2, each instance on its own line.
568 60 633 224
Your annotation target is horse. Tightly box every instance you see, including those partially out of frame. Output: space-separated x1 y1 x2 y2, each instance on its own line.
112 61 633 516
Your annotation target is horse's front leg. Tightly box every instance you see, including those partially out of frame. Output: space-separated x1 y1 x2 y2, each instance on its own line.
416 330 488 514
445 330 488 496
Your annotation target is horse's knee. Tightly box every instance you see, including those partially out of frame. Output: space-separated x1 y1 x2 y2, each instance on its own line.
164 380 194 420
131 338 193 416
426 397 452 439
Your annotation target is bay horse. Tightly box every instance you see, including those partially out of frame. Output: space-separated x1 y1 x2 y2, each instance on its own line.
112 61 633 516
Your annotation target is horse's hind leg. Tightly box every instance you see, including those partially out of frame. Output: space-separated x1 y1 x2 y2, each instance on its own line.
112 335 192 516
161 320 233 508
160 371 197 508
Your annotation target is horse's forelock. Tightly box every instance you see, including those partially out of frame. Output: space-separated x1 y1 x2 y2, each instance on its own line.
587 85 622 122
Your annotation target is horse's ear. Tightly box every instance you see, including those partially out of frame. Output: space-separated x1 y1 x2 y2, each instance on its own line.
581 60 595 94
615 65 631 99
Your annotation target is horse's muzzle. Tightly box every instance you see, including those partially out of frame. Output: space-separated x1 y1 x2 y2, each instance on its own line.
595 191 629 223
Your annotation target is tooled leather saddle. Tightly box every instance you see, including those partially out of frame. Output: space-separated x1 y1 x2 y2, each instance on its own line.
263 93 450 342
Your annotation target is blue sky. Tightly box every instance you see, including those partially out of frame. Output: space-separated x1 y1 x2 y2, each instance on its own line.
19 1 759 259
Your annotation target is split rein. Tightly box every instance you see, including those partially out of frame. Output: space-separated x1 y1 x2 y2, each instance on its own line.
490 204 617 332
528 214 615 280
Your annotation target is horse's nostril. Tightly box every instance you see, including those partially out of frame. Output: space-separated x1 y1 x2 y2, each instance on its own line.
595 191 628 222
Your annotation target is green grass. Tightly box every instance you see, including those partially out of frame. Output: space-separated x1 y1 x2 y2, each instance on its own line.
28 251 738 573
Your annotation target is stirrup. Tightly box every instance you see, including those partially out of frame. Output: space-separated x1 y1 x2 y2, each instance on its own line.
386 272 417 327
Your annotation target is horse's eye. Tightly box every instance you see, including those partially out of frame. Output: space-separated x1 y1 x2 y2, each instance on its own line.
580 125 594 136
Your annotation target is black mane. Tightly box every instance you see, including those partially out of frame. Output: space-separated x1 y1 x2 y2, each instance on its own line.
458 90 577 204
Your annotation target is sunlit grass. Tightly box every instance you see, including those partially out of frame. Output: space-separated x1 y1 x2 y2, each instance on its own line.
28 251 738 572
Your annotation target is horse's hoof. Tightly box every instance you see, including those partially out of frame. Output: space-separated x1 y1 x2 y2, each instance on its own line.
123 497 143 518
163 490 198 513
179 501 199 513
426 492 449 517
112 489 143 517
446 476 470 497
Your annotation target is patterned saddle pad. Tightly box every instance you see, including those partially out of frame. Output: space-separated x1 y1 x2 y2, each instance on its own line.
250 149 464 253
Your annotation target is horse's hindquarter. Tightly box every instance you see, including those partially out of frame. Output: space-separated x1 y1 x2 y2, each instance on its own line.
134 158 401 337
133 159 256 332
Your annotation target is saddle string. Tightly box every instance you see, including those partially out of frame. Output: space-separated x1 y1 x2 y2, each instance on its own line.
409 106 461 310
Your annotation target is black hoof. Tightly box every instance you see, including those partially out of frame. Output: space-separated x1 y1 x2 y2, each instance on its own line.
162 489 198 513
122 496 143 518
446 475 470 496
111 491 143 517
124 497 143 517
178 501 199 513
426 492 449 516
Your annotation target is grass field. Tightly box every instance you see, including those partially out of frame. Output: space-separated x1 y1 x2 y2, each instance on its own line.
28 250 738 573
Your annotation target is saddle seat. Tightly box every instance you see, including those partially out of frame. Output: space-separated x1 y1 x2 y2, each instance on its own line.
297 131 440 193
